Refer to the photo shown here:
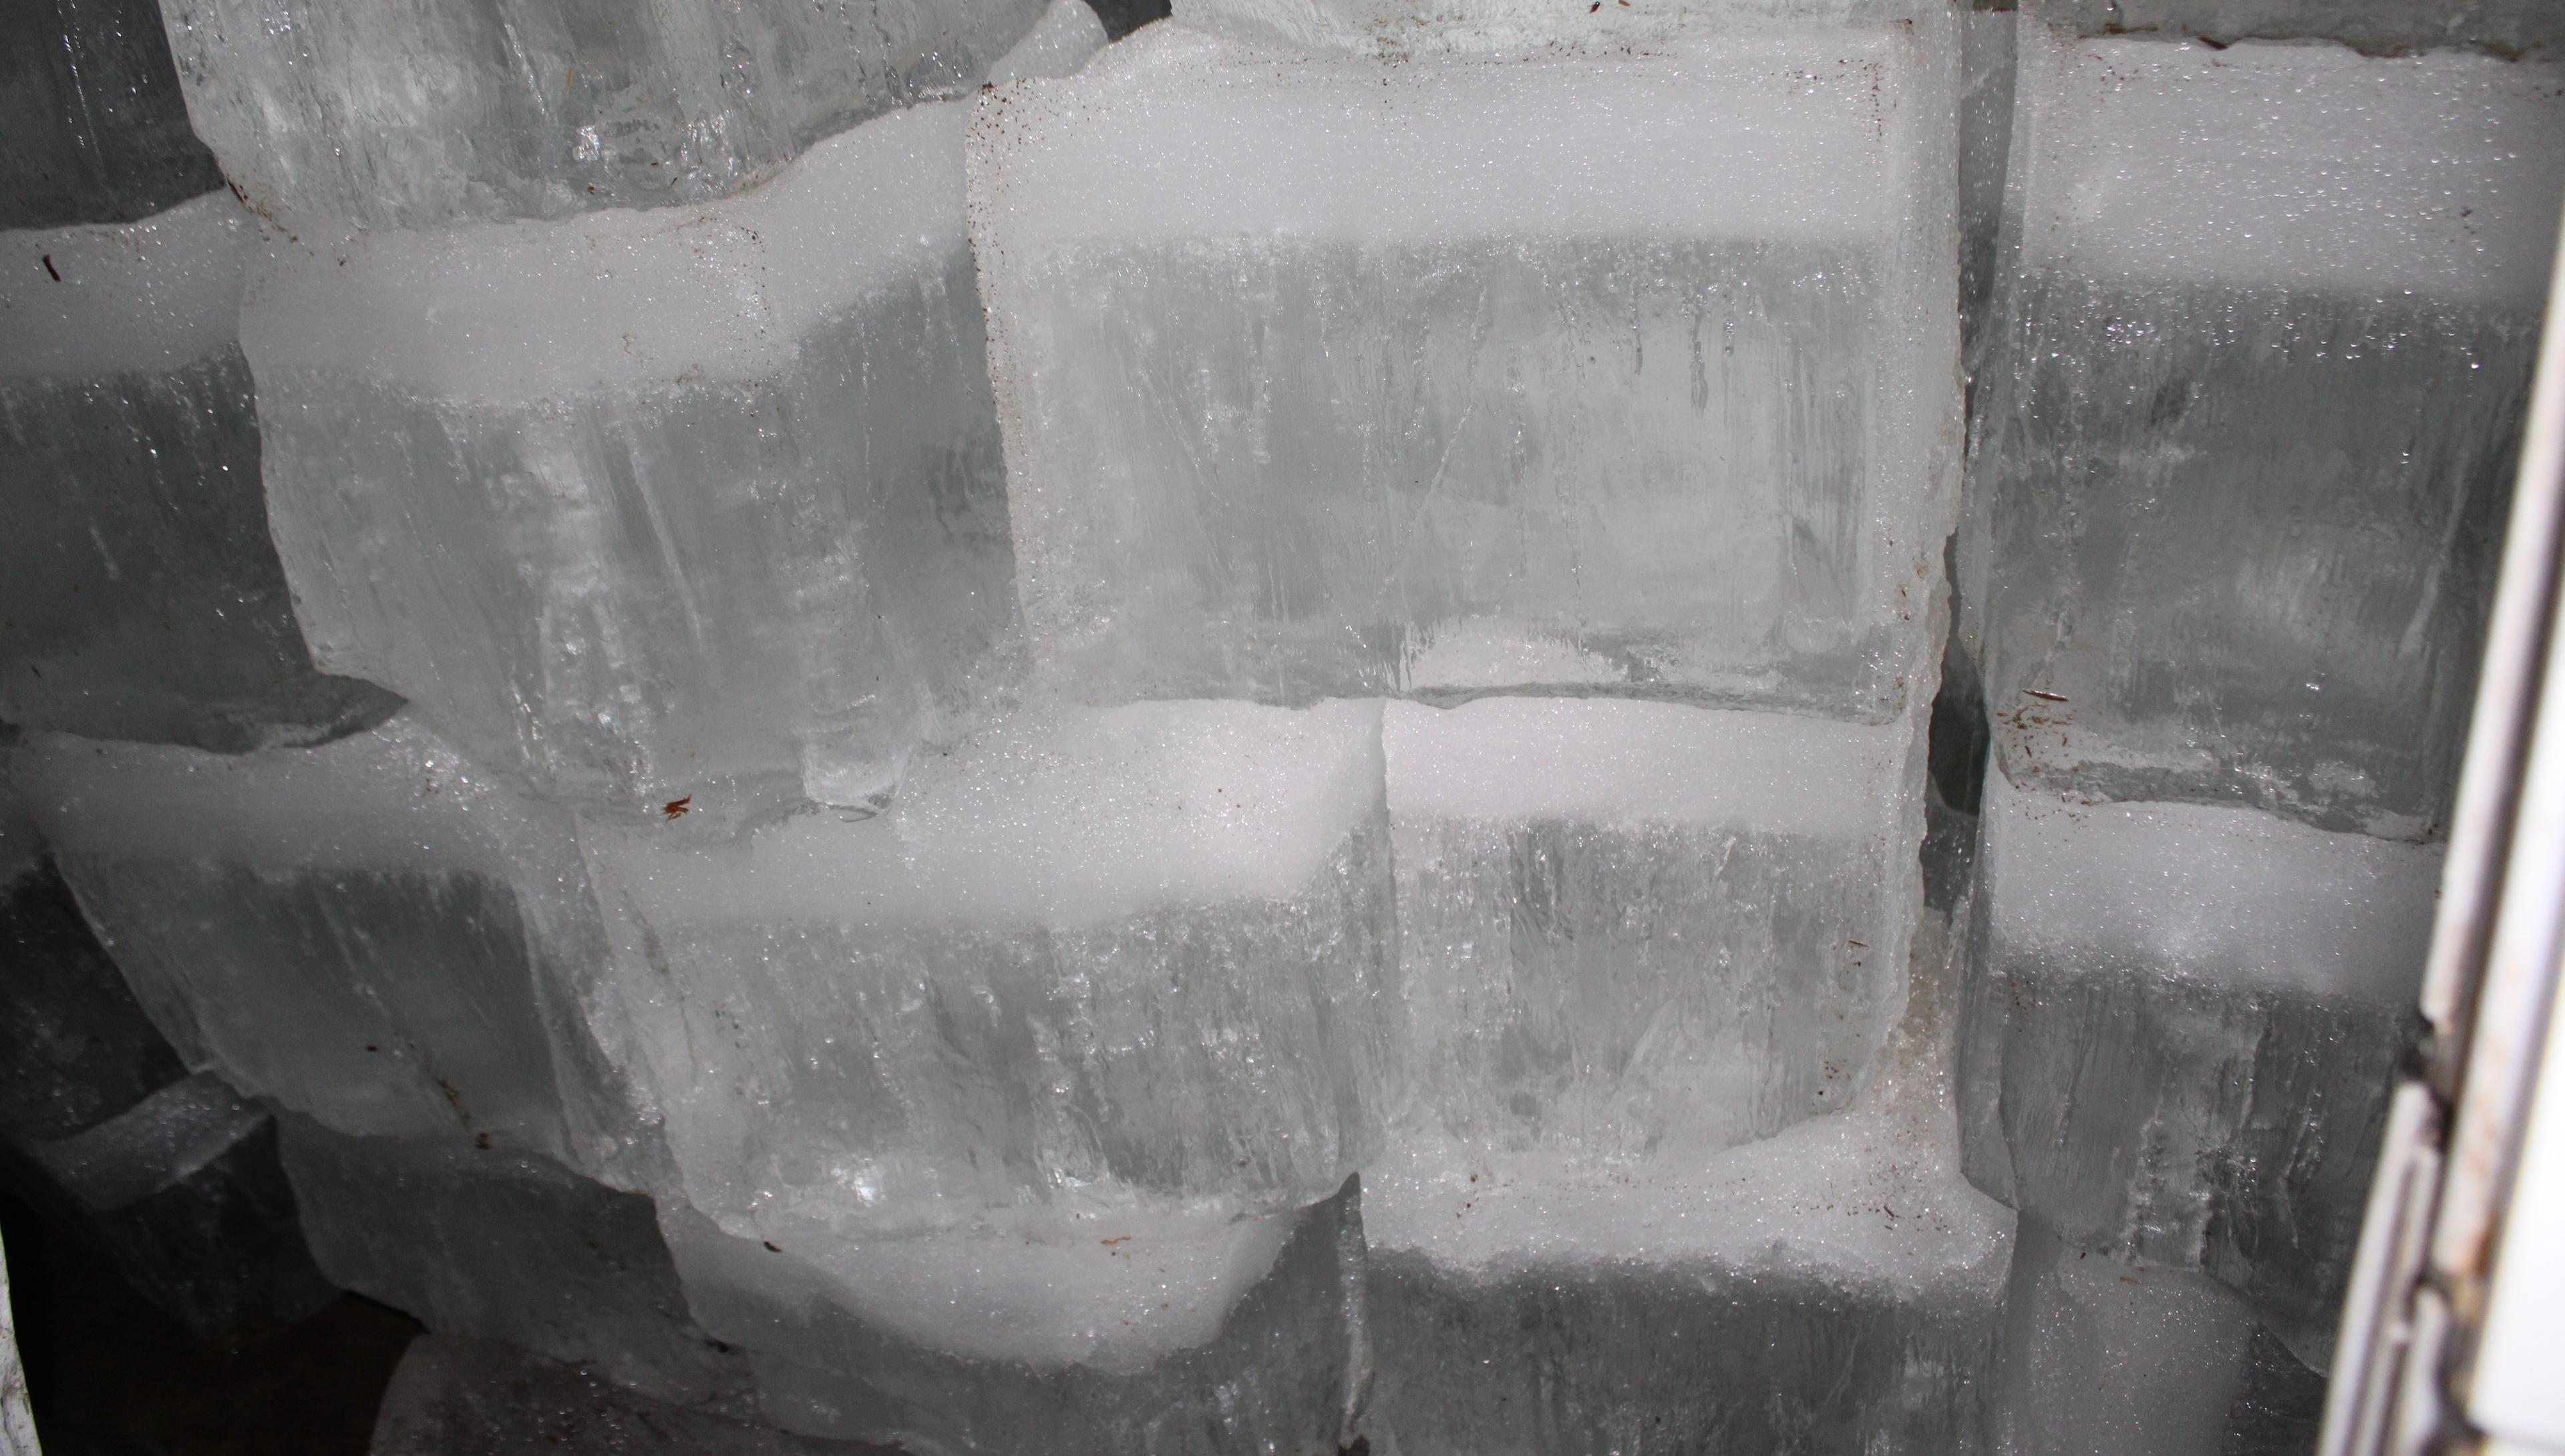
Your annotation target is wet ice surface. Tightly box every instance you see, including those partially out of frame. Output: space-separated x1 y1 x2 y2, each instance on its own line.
970 17 1960 717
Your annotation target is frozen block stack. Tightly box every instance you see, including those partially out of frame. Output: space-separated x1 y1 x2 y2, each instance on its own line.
279 1117 743 1408
969 16 1959 713
971 4 1985 1448
368 1336 876 1456
1956 5 2565 1417
1957 777 2438 1361
582 698 1390 1449
11 718 651 1188
1 762 334 1340
158 0 1053 233
0 0 222 230
0 193 399 753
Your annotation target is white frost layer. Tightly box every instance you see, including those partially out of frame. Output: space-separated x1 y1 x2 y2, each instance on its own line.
971 21 1926 248
0 191 251 379
1365 1105 2010 1294
2016 29 2565 304
671 1200 1294 1372
1981 769 2441 1003
988 0 1110 84
242 102 971 404
1385 697 1902 839
598 699 1384 930
13 717 550 879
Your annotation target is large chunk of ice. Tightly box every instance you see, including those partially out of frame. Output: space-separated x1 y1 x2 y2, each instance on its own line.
3 1073 337 1339
1363 908 2011 1455
248 100 1036 819
580 698 1395 1241
0 193 398 752
1957 770 2436 1364
660 1175 1365 1453
969 17 1959 717
1385 697 1919 1166
158 0 1051 230
279 1117 742 1408
1364 1105 2012 1455
1964 29 2565 835
1989 1218 2327 1456
0 0 222 228
2024 0 2565 57
12 717 651 1187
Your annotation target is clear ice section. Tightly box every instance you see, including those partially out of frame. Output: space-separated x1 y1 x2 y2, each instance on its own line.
10 716 652 1188
369 1336 864 1456
1385 697 1918 1169
1965 25 2565 836
579 698 1395 1244
1367 754 2009 1456
0 192 399 753
277 1117 743 1408
658 1174 1366 1453
0 0 224 228
1957 771 2438 1367
247 98 1041 820
1365 1023 2013 1455
2024 0 2565 59
969 16 1960 717
7 1073 337 1339
156 0 1051 231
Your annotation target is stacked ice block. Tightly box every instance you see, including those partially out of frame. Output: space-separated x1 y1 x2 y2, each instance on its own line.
582 698 1390 1449
1956 3 2565 1416
0 761 333 1340
969 6 1999 1449
0 184 397 753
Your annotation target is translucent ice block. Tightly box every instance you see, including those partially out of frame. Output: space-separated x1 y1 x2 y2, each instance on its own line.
1989 1220 2327 1456
158 0 1051 230
248 97 1057 820
580 698 1395 1242
1966 29 2565 835
660 1175 1365 1453
1384 697 1920 1169
1956 771 2438 1364
2025 0 2565 57
279 1117 742 1407
0 0 223 228
1363 1103 2013 1455
12 717 652 1187
0 193 399 752
7 1073 336 1339
969 17 1959 717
